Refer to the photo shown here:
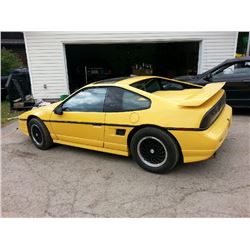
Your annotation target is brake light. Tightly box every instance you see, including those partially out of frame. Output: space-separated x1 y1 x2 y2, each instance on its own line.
200 92 226 129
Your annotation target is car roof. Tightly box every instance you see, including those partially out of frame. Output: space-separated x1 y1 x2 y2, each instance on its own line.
89 75 156 86
223 56 250 64
93 76 135 84
86 75 201 89
199 56 250 76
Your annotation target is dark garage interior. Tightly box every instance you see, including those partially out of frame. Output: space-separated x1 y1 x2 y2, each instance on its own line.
65 42 199 93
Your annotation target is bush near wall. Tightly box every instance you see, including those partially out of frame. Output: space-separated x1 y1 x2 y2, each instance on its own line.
1 48 23 76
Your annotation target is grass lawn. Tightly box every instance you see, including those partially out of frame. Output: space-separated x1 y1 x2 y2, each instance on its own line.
1 101 25 126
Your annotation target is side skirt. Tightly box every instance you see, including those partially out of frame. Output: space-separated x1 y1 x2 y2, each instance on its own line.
53 139 129 157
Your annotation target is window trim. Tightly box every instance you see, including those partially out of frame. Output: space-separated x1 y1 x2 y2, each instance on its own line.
103 86 152 113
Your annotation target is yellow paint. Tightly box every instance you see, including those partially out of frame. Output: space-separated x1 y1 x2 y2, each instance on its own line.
50 111 105 147
19 76 232 164
54 139 129 156
169 104 232 162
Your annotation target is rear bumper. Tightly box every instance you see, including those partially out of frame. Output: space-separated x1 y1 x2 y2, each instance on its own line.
170 104 232 163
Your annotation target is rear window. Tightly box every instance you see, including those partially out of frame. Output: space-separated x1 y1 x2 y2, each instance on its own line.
131 78 197 93
131 79 162 93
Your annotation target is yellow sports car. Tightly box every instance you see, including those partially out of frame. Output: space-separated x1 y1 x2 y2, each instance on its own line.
19 76 232 173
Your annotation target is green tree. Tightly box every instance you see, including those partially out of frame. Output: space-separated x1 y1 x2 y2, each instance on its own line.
1 48 23 76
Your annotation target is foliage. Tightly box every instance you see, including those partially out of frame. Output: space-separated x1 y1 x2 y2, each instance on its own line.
1 48 23 76
236 32 249 55
1 100 24 125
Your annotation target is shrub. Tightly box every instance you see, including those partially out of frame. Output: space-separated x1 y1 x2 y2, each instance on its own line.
1 48 23 76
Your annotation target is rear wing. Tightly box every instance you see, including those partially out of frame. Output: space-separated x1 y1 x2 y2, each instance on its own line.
178 82 225 107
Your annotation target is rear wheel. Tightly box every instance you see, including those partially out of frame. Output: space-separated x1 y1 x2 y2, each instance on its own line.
28 118 53 150
130 127 180 173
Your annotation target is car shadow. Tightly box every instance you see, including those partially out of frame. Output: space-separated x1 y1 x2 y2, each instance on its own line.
53 143 216 175
55 143 133 162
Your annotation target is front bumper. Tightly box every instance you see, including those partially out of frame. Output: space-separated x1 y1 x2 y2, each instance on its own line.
19 118 29 135
170 104 232 163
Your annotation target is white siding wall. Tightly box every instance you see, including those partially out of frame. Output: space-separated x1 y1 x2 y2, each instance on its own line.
24 32 238 99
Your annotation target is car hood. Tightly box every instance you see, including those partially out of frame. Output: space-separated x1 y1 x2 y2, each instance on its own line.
19 101 61 120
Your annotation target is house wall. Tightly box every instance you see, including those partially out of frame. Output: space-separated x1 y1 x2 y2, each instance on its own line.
24 32 238 99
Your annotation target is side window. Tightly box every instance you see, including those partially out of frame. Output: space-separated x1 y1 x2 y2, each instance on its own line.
104 87 151 112
234 61 250 76
62 87 107 112
212 61 250 78
122 90 150 111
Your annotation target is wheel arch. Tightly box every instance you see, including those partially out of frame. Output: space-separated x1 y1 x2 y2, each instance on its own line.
26 115 54 150
27 115 50 132
127 124 183 163
27 115 41 126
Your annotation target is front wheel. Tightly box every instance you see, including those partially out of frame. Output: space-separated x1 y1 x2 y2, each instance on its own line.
28 118 53 150
130 127 180 173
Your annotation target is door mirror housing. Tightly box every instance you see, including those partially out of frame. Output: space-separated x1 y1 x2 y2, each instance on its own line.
204 72 212 81
54 105 63 115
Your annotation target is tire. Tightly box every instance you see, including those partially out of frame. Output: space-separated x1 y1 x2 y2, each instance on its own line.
28 118 53 150
130 127 180 173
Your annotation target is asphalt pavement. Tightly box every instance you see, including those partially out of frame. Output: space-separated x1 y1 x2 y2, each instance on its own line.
1 110 249 217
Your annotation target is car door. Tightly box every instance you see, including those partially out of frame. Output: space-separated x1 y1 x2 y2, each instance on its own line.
208 61 250 107
103 87 151 152
50 87 107 147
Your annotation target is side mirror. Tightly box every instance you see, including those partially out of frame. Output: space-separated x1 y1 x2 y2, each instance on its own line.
54 105 63 115
204 73 212 81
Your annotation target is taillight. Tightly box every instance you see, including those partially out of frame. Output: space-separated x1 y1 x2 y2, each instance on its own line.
200 92 226 129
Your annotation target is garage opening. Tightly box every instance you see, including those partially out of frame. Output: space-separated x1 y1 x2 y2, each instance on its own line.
65 42 199 93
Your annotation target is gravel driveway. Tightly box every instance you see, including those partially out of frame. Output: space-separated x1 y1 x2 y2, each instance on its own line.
1 110 250 217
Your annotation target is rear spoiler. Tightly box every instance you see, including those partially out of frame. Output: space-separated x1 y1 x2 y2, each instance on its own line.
178 82 225 107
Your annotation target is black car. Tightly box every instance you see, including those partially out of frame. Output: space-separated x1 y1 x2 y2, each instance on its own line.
1 76 8 100
5 68 34 109
175 56 250 108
